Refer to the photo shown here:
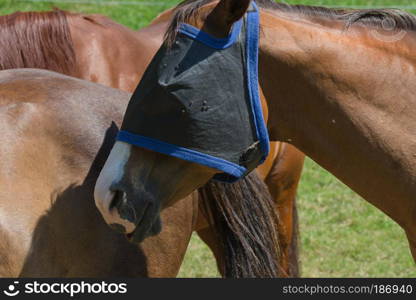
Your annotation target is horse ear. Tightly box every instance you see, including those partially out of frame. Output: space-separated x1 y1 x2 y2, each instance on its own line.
207 0 251 33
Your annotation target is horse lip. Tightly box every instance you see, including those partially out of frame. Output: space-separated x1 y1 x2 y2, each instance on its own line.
126 225 151 243
126 204 154 243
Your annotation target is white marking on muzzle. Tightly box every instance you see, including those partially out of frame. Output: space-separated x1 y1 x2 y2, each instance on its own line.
94 141 136 233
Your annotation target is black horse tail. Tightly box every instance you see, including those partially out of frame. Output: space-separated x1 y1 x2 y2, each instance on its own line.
198 171 282 277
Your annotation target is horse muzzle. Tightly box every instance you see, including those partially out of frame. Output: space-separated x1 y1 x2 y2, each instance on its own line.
95 183 162 243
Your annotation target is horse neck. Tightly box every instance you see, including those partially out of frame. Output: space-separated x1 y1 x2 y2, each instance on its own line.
258 10 416 227
68 13 163 93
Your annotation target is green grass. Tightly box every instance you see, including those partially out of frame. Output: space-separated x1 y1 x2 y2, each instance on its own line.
3 0 416 26
290 158 415 277
1 0 415 277
0 0 181 28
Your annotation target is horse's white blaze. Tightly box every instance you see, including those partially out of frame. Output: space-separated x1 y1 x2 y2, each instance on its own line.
94 141 136 233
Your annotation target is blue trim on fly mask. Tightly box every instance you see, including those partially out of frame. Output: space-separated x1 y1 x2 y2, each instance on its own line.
245 1 270 163
179 19 243 50
117 1 269 182
117 131 247 178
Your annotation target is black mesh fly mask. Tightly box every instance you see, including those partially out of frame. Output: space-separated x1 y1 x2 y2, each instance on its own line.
117 2 269 182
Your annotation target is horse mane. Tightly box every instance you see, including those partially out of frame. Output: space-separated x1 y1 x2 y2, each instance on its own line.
198 171 282 278
165 0 416 44
0 9 76 75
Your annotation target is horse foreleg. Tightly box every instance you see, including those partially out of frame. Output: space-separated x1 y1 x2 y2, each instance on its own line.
287 197 300 277
196 226 225 276
264 143 305 277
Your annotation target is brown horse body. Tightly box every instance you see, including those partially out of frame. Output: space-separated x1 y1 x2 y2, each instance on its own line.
255 3 416 259
0 9 304 276
95 0 415 267
0 10 196 277
0 68 196 277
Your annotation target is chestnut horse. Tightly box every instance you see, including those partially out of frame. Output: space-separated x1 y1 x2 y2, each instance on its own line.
96 0 416 266
0 8 304 276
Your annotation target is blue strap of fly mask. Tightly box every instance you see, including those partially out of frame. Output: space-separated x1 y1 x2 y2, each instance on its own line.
117 1 270 182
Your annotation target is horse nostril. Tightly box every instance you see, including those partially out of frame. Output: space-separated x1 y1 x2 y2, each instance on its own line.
109 189 127 212
108 189 138 225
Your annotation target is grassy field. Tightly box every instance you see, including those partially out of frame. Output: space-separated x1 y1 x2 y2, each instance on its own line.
1 0 415 277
